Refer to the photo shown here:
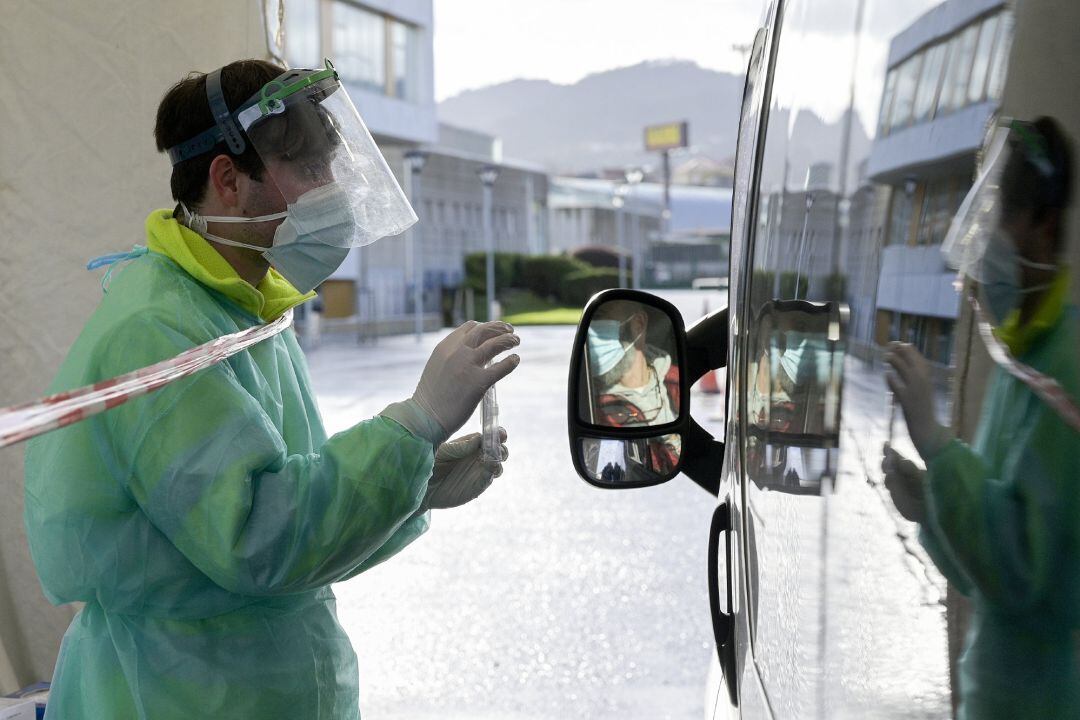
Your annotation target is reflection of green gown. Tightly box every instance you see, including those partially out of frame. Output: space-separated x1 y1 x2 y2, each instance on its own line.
920 299 1080 719
25 212 433 719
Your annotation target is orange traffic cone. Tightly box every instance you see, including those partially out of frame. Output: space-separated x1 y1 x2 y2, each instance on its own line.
694 297 722 394
699 368 721 394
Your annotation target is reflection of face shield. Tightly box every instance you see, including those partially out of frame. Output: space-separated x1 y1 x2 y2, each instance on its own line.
941 123 1010 283
942 120 1059 324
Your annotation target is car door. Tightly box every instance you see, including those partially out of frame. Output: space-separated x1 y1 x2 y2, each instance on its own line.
730 0 1023 716
707 1 780 718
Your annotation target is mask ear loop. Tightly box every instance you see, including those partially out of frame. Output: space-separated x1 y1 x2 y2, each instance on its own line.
178 202 288 234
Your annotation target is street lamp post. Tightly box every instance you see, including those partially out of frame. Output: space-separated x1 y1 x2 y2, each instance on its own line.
404 150 427 342
479 165 500 322
623 168 645 288
612 189 627 287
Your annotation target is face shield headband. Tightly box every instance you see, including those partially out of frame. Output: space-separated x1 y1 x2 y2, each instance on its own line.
165 61 340 167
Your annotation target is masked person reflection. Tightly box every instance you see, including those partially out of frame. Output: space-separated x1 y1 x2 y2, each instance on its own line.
586 301 680 473
883 117 1079 719
23 60 519 720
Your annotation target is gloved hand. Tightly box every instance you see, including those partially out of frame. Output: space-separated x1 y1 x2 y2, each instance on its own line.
413 321 520 441
881 444 928 524
884 342 953 461
422 429 508 510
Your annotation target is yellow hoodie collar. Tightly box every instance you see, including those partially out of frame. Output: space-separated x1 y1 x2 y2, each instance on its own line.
993 268 1070 357
144 209 314 322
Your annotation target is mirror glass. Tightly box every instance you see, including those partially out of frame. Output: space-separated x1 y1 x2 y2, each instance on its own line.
578 300 680 428
746 301 846 494
579 434 682 486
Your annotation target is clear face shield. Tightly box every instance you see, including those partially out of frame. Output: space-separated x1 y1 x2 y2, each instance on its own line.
166 60 417 292
941 119 1059 325
235 61 417 246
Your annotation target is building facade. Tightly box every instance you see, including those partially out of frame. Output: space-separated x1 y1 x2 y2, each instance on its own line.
284 1 547 334
863 0 1011 364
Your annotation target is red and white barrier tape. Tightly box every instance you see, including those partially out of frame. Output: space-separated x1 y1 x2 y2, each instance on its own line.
971 293 1080 434
0 311 293 449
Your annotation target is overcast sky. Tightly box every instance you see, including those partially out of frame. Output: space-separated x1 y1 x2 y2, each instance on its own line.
432 0 766 101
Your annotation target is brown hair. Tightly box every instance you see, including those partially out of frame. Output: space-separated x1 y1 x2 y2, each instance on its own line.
154 59 284 208
1000 116 1073 252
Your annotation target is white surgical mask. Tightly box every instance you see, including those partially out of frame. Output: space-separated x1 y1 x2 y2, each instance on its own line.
181 183 355 293
977 228 1056 325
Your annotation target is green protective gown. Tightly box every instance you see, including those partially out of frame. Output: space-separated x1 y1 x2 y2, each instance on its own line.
24 211 435 719
920 284 1080 719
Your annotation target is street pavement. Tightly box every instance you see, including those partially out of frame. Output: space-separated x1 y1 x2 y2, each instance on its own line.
307 324 717 720
305 294 950 719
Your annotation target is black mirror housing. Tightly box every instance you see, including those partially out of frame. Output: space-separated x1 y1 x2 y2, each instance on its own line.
567 289 727 495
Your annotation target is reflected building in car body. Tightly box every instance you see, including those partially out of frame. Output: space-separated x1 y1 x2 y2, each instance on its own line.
858 0 1012 364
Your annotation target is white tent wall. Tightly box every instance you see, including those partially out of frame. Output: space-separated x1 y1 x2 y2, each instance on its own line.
0 0 281 693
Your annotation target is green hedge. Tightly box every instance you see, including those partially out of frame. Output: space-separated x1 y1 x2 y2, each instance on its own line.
822 272 847 301
561 268 620 306
779 271 808 299
519 255 592 300
464 252 524 295
463 252 611 306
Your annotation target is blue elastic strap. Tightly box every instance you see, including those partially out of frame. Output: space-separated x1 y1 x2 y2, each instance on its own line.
86 245 148 293
165 67 247 166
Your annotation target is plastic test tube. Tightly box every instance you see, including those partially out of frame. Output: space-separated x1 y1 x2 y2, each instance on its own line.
481 383 501 462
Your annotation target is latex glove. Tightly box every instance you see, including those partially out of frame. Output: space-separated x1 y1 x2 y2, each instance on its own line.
423 429 508 510
884 343 952 461
882 444 928 524
413 321 520 442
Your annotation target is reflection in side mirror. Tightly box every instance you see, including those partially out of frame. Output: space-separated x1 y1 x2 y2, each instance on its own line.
580 434 682 487
746 300 847 495
568 290 700 491
578 300 681 429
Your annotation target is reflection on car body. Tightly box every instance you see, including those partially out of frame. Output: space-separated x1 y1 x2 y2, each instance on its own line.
568 0 1080 717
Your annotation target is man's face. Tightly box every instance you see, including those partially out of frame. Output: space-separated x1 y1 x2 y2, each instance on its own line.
264 155 335 203
231 170 289 249
595 302 648 342
1000 207 1058 287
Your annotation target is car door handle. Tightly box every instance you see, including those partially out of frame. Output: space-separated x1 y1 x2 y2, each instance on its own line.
708 500 738 706
709 501 733 652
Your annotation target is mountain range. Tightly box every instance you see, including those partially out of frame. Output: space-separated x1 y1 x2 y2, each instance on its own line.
438 60 871 189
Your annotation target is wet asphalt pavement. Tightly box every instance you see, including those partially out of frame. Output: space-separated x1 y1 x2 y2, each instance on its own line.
307 324 717 720
305 289 951 719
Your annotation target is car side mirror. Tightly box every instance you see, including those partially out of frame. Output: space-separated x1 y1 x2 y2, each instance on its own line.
567 289 727 495
745 299 848 495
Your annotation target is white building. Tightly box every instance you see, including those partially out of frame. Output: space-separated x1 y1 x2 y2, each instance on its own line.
549 178 731 286
865 0 1011 363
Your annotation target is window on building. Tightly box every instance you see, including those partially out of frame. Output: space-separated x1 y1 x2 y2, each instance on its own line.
940 23 979 114
332 2 385 94
888 54 922 131
390 20 420 101
887 186 916 246
284 0 321 70
877 69 898 136
913 43 947 123
916 179 956 246
986 12 1013 101
967 14 1000 104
